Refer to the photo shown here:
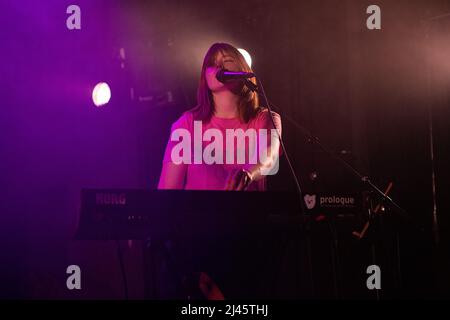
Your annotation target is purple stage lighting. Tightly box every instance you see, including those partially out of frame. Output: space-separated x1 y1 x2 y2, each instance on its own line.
92 82 111 107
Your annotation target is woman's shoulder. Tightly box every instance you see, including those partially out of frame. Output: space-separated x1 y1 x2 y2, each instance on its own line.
254 107 281 127
170 110 195 131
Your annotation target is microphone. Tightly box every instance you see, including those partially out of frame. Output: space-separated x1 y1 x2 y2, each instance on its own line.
216 69 255 83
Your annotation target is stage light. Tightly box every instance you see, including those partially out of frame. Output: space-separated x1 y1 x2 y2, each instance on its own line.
238 48 252 68
92 82 111 107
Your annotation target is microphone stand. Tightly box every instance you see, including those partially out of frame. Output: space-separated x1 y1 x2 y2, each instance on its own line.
244 78 307 214
265 98 421 300
244 77 315 298
245 76 413 299
266 99 410 221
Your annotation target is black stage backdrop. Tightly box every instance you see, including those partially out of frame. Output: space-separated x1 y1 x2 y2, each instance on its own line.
0 0 449 299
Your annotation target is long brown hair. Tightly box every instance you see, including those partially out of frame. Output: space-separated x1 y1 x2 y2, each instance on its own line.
190 43 259 123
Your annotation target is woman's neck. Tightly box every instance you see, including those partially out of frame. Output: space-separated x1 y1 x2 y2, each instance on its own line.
212 91 239 119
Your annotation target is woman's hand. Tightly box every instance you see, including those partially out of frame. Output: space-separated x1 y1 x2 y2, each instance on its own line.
225 169 253 191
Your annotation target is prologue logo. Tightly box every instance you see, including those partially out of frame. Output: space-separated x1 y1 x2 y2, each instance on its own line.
304 194 316 209
320 196 355 207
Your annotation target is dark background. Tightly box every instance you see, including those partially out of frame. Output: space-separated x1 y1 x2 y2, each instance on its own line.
0 0 449 299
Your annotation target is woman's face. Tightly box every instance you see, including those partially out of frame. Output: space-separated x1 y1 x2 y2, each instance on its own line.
205 51 240 93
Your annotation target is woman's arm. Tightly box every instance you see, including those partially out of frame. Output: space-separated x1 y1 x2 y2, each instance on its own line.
226 110 282 190
158 112 192 190
247 110 282 180
157 162 187 189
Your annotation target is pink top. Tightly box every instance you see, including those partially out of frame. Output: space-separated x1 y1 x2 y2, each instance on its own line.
162 108 282 191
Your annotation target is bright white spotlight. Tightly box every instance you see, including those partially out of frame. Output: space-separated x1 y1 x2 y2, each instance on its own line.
92 82 111 107
238 48 252 68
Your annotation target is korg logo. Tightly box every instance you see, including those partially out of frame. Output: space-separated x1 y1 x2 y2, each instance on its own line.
95 193 126 205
